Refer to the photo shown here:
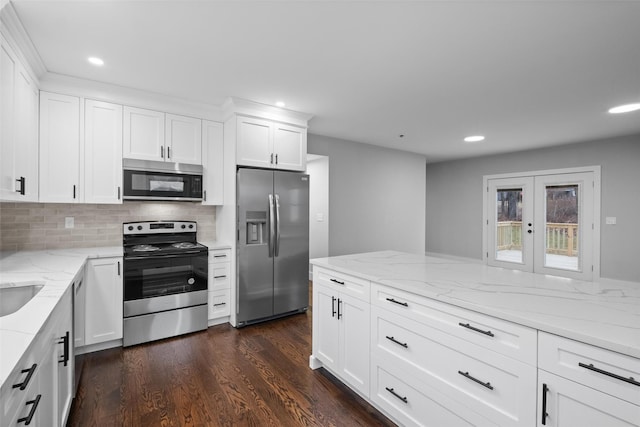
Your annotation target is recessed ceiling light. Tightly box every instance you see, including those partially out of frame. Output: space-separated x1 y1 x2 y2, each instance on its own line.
87 56 104 66
608 103 640 114
275 101 286 108
464 135 485 143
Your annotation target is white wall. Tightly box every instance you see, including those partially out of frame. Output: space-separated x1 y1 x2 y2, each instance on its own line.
308 134 426 256
425 134 640 282
307 154 329 259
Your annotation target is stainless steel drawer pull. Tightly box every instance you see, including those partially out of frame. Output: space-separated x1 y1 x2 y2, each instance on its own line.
214 255 227 258
12 364 37 390
330 278 345 285
458 370 494 390
213 302 227 307
385 387 408 403
214 275 227 279
578 362 640 387
385 335 408 348
458 322 494 337
386 297 408 307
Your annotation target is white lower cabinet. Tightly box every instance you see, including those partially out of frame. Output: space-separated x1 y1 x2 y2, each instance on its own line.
208 249 231 322
537 370 640 427
312 269 370 397
84 257 123 345
2 287 74 427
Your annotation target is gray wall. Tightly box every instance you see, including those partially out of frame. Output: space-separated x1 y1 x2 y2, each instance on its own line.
425 134 640 282
308 134 426 257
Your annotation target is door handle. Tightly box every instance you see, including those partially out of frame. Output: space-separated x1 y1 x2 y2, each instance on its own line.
268 194 275 257
274 194 281 257
15 176 25 195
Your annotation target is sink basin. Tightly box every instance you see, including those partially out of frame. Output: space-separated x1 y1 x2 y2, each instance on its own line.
0 283 44 317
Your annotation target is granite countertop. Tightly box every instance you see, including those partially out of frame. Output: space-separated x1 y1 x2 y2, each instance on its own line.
0 247 122 389
311 250 640 359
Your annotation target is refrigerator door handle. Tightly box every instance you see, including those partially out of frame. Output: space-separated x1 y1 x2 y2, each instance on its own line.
268 194 275 257
275 194 281 257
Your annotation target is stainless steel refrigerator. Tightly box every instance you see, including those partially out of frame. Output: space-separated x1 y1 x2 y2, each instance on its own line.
237 168 309 326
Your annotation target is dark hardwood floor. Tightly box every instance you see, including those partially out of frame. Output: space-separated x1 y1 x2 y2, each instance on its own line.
67 303 395 426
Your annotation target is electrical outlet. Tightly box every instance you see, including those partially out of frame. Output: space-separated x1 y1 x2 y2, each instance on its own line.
605 217 617 225
65 217 75 229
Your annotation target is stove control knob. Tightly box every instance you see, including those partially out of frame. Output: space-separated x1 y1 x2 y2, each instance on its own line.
188 224 194 229
127 226 134 231
137 225 143 231
181 224 186 229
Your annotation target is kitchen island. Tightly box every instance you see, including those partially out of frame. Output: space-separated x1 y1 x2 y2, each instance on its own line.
310 251 640 426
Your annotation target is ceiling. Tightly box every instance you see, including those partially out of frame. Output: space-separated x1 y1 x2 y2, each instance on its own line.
8 0 640 162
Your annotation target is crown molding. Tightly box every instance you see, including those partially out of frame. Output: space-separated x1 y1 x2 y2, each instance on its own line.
0 2 46 79
222 97 313 128
40 73 224 121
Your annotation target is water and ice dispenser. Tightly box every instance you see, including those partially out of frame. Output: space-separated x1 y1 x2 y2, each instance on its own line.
245 211 267 245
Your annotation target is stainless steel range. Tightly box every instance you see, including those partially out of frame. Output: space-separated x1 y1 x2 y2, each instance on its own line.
122 220 208 347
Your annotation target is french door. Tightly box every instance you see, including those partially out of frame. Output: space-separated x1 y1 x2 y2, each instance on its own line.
485 168 599 281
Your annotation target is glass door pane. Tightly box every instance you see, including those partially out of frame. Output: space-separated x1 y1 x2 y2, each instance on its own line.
544 185 579 271
487 177 534 272
534 172 594 281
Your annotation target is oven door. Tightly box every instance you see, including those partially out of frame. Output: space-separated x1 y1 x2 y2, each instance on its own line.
123 253 208 316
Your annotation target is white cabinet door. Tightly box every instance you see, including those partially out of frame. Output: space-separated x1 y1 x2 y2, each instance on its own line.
39 92 81 203
202 120 224 205
0 39 17 200
53 289 73 427
339 293 370 395
166 113 202 164
314 285 341 371
273 123 306 171
236 116 273 168
1 38 38 201
538 370 640 427
84 100 123 203
123 106 165 162
85 258 123 345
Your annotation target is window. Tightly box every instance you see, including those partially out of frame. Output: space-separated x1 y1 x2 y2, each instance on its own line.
483 167 600 280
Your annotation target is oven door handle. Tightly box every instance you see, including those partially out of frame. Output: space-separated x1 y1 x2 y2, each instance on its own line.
125 251 206 261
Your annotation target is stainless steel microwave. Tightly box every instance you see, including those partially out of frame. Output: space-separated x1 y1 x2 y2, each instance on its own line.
123 159 203 201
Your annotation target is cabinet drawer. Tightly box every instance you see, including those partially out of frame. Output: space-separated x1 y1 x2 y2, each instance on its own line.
372 306 536 426
539 332 640 405
209 289 230 319
371 283 537 365
210 249 231 264
210 263 230 290
313 267 369 302
371 362 498 427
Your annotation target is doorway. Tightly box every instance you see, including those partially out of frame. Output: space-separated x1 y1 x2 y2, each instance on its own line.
483 167 600 280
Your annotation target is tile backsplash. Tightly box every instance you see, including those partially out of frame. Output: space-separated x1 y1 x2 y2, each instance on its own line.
0 202 216 251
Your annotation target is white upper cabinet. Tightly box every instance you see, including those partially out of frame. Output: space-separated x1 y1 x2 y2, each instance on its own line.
124 107 202 165
39 91 81 203
236 116 273 168
273 122 306 171
236 115 307 171
123 106 165 162
84 100 123 204
0 35 38 201
202 120 224 205
166 113 202 164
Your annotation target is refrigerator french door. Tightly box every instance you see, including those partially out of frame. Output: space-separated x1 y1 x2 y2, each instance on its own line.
237 168 309 326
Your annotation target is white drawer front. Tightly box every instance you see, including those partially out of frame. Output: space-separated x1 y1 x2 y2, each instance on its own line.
209 289 230 319
371 282 537 365
372 306 537 426
210 263 230 290
314 267 370 302
210 248 231 263
539 332 640 405
371 362 498 427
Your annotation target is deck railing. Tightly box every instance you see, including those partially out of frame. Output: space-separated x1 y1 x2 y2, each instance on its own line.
496 221 578 256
